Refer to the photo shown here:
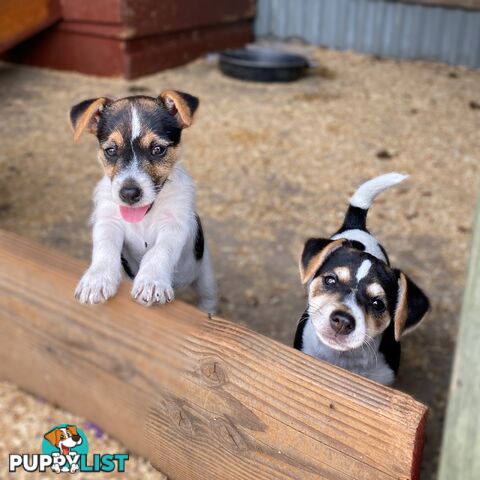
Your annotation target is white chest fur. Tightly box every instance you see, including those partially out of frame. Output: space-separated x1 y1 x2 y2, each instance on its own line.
94 163 196 265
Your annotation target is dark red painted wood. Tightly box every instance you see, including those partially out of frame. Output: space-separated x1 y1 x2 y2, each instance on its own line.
6 20 253 78
5 0 255 78
60 0 123 24
122 0 256 38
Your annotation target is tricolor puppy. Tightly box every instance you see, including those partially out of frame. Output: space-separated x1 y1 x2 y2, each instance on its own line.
70 91 217 313
294 173 429 385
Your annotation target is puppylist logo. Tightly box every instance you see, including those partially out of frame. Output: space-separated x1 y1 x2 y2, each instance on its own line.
9 424 129 474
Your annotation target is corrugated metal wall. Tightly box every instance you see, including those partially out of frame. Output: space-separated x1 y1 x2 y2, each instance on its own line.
255 0 480 68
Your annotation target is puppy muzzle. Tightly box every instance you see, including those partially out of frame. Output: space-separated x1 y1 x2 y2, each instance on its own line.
119 183 142 205
329 310 355 335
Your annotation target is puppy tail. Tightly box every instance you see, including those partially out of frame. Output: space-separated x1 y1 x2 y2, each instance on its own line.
341 172 408 231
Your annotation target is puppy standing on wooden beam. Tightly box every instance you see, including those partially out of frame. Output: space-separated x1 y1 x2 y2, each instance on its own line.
70 91 217 313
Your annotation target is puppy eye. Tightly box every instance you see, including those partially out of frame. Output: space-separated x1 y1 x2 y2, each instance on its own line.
104 147 117 157
371 298 386 313
151 145 167 157
324 274 337 287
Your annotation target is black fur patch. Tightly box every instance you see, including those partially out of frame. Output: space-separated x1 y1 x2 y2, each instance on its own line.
316 248 400 315
301 238 334 278
96 96 182 146
194 214 204 261
393 268 430 331
378 321 401 374
349 240 366 252
336 205 368 234
174 91 199 117
121 255 135 279
378 243 390 265
302 238 366 281
294 309 309 350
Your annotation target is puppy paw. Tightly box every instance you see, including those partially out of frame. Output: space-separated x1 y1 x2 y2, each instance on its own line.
70 464 80 473
131 276 174 306
75 267 121 304
51 464 61 474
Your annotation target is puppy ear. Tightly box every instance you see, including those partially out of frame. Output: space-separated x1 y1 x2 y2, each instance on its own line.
69 97 109 142
393 270 430 341
66 425 78 436
299 238 347 284
159 90 199 128
44 428 59 446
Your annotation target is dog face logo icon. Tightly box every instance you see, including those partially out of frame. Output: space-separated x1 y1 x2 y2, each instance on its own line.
42 424 88 473
44 425 83 456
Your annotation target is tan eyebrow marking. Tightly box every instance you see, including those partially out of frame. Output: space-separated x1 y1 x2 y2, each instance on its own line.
107 130 124 146
309 278 341 300
334 266 351 283
140 130 170 149
367 283 386 298
142 145 179 184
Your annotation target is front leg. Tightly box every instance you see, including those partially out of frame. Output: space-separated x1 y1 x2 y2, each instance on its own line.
132 223 188 306
75 219 124 304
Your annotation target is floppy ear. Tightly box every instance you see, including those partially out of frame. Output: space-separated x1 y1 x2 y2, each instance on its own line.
393 270 430 341
44 428 60 447
69 97 109 142
159 90 199 128
299 238 347 285
66 425 78 436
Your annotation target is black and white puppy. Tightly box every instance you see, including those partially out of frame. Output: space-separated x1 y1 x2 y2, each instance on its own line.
294 173 429 385
70 91 217 313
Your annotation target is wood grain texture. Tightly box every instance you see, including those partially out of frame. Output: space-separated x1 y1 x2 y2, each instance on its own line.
438 198 480 480
0 230 427 480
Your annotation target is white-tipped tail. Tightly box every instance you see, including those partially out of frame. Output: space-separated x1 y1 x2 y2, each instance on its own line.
350 172 408 210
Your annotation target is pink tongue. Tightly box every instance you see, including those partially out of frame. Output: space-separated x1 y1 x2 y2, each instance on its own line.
119 204 151 223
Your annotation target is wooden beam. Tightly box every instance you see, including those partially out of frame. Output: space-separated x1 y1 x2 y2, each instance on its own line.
438 197 480 480
0 230 427 480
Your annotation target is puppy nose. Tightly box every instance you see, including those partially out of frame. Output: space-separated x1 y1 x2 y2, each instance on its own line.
119 184 142 204
330 310 355 335
72 435 80 442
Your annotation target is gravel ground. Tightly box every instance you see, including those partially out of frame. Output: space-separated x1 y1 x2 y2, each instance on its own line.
0 44 479 479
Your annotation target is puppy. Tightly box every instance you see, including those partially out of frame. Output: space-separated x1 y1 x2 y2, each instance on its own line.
70 91 217 313
294 173 429 385
44 425 82 473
